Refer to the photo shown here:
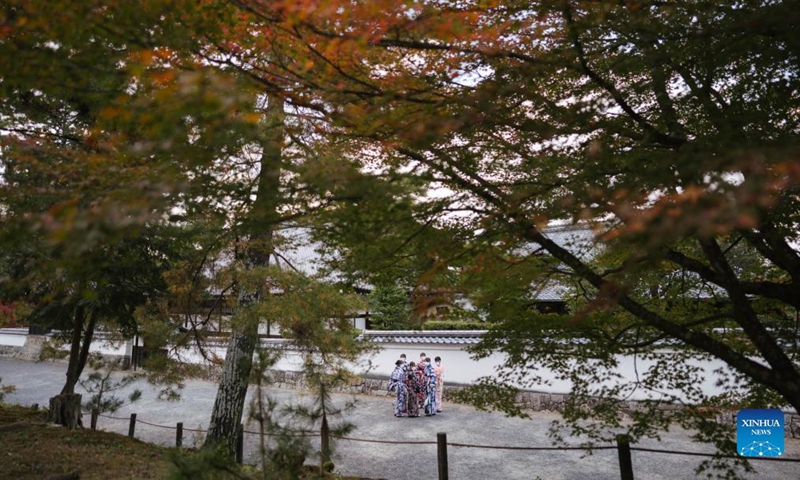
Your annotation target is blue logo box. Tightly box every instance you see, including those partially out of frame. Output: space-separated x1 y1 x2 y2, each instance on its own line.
737 408 784 457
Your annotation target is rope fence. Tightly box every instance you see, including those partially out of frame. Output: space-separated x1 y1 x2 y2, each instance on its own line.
243 428 320 437
88 410 800 480
181 425 207 433
136 417 178 430
97 413 129 421
336 435 436 445
447 442 617 451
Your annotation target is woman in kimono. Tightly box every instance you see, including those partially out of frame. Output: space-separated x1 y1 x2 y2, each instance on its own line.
423 357 437 415
388 360 407 417
404 361 421 417
434 356 444 413
415 359 427 408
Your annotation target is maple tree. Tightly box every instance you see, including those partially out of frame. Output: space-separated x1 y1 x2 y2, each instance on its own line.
216 0 800 465
0 0 260 427
2 1 798 471
0 0 379 446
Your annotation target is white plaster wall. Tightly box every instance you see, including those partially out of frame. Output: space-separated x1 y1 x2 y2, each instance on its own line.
611 352 732 401
0 329 743 403
360 343 506 385
0 332 27 347
336 343 737 402
89 340 128 356
58 338 127 356
164 339 737 402
169 343 227 365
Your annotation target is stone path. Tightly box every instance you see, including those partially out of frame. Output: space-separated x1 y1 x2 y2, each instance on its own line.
2 358 799 480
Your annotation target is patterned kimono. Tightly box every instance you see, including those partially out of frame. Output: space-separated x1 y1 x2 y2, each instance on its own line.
389 365 407 417
404 369 422 417
415 364 426 407
423 362 437 415
434 363 444 412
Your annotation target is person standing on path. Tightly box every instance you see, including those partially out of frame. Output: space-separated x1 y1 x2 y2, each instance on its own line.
434 356 444 413
404 361 421 417
388 360 408 417
415 359 426 408
423 357 437 416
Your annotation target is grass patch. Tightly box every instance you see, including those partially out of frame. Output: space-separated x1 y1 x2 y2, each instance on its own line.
0 404 376 479
1 404 172 480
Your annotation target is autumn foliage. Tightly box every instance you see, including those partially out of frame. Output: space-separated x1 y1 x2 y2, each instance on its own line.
2 0 800 468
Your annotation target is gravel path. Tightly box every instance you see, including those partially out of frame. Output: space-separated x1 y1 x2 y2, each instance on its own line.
2 358 798 480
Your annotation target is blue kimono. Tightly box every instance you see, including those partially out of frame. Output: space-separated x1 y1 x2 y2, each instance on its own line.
389 365 408 417
423 362 437 415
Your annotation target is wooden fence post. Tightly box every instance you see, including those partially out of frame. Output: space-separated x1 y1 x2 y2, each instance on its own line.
235 423 244 464
128 413 137 438
616 434 634 480
437 432 449 480
90 409 98 431
176 422 183 447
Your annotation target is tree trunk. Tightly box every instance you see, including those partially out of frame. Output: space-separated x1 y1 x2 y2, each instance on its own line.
47 393 83 429
205 93 284 455
204 330 257 453
75 310 98 380
50 306 89 429
61 306 86 395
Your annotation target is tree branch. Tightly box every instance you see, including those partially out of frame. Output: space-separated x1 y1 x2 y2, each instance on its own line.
697 236 800 398
561 2 684 149
515 215 800 410
664 248 800 309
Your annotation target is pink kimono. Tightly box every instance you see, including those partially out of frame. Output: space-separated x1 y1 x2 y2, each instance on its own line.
434 363 444 412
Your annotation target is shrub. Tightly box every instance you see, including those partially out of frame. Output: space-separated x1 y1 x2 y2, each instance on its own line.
368 283 411 330
0 376 16 402
422 320 486 331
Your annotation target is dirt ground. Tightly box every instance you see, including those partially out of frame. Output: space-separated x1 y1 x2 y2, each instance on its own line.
2 357 799 480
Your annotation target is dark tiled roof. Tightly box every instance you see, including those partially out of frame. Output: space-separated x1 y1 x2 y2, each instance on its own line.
529 224 598 302
542 224 599 260
360 330 486 345
0 328 28 336
531 280 570 302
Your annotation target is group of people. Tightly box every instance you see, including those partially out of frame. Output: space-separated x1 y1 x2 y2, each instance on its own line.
388 352 444 417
